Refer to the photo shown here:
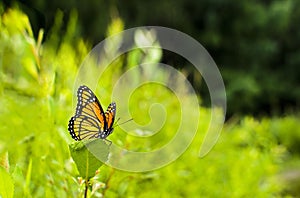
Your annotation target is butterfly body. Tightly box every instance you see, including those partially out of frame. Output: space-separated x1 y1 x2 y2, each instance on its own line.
68 85 116 141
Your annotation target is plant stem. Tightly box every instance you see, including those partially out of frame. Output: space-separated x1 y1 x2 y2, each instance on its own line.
84 179 89 198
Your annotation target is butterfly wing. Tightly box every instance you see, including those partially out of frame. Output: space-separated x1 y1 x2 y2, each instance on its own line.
75 85 106 125
68 115 102 140
104 102 116 133
68 85 107 140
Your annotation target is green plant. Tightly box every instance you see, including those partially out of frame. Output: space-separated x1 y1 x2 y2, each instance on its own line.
0 6 299 198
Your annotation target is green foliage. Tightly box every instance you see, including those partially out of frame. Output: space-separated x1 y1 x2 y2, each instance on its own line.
269 116 300 154
0 166 14 198
69 140 110 197
101 115 288 197
11 0 300 115
69 140 109 180
0 6 300 198
0 6 87 197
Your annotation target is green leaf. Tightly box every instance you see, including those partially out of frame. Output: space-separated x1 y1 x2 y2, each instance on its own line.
69 139 110 180
11 165 24 184
0 166 14 198
24 158 32 197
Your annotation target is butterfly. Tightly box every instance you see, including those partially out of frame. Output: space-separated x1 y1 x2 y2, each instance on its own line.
68 85 116 141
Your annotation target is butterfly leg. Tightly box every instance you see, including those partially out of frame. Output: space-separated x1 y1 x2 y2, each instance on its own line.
104 139 112 146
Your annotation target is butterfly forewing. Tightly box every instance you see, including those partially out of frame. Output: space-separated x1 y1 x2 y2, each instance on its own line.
75 86 105 124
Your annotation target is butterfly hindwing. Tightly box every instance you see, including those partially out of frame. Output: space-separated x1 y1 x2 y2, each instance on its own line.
68 115 102 140
68 85 116 141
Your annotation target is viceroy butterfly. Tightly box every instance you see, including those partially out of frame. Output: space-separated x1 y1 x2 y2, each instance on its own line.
68 85 116 141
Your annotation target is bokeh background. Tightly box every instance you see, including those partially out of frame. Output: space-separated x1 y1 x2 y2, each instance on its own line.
0 0 300 197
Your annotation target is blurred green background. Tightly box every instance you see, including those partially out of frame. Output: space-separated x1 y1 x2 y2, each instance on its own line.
0 0 300 197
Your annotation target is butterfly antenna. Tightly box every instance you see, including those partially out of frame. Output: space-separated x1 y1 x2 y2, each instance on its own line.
114 118 133 128
115 117 121 124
